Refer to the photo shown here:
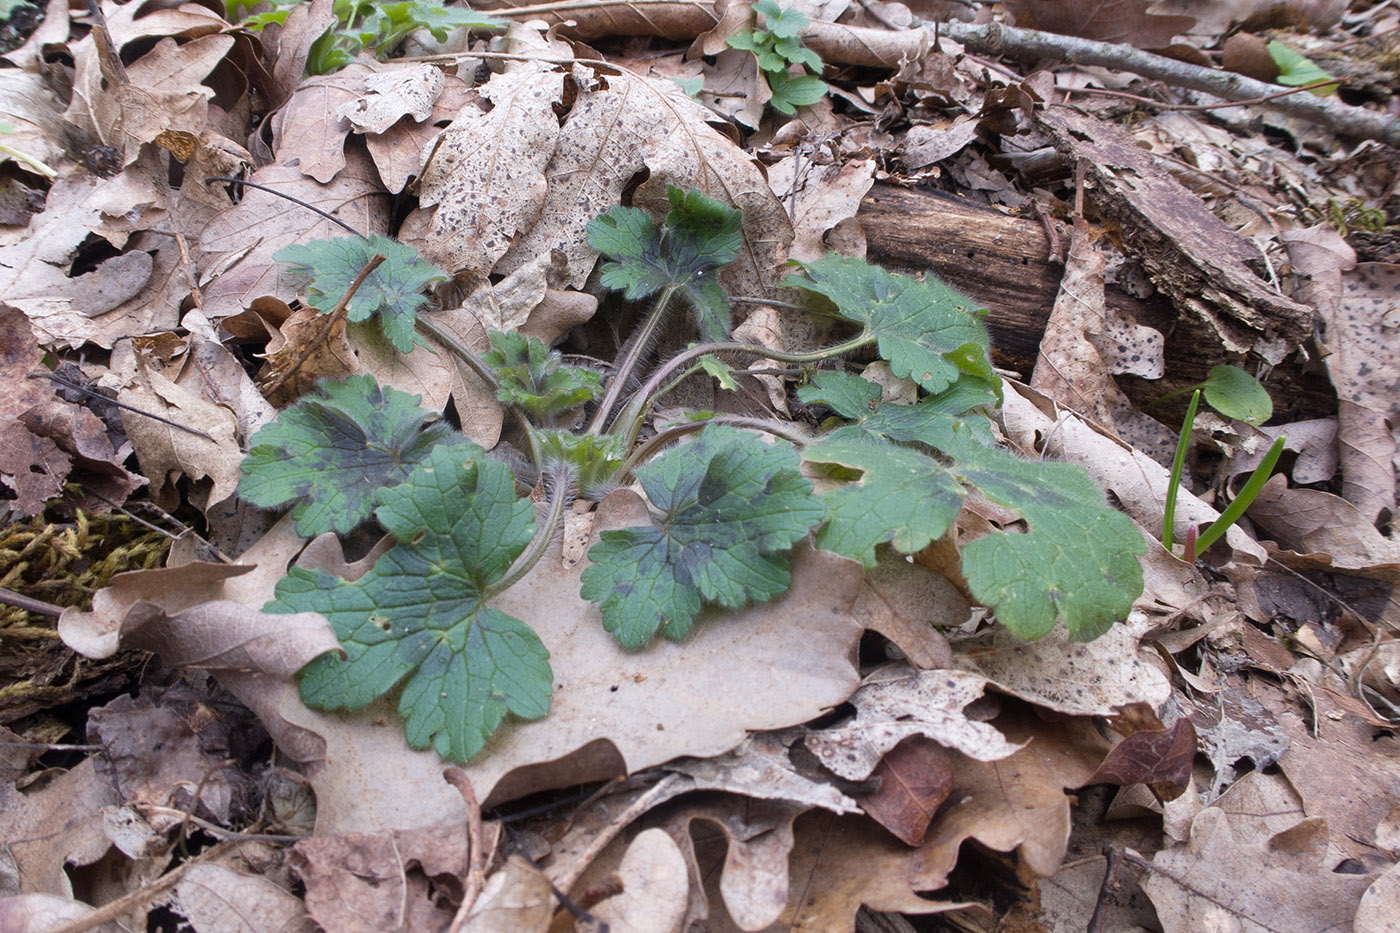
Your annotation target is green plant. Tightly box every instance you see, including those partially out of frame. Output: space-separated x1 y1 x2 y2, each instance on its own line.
229 0 503 75
242 186 1147 762
1267 40 1339 97
1157 367 1284 560
727 0 828 114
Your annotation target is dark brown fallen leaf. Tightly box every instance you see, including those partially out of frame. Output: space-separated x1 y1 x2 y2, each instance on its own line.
857 736 955 846
1088 715 1197 801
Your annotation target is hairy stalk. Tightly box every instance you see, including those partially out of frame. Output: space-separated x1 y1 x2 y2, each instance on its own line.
587 284 681 435
620 416 813 479
485 462 573 597
609 331 875 448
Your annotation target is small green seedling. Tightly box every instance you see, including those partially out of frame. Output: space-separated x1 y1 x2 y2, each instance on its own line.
230 0 504 75
242 186 1147 762
1158 366 1284 560
1267 40 1340 97
727 0 829 114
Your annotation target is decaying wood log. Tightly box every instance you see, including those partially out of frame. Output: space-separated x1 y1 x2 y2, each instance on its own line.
856 184 1335 423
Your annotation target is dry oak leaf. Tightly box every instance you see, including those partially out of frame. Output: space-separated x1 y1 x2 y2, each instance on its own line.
610 792 809 932
805 665 1024 780
948 609 1171 717
0 759 120 897
225 521 865 834
88 35 235 168
0 172 159 348
777 713 1107 929
1142 807 1376 933
768 155 876 262
116 360 243 510
199 153 390 315
590 828 690 933
270 63 376 184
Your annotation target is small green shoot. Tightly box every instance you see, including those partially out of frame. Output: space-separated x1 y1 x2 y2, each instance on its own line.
484 329 602 422
1160 387 1285 560
1267 40 1340 96
727 0 829 114
231 0 505 75
274 233 445 353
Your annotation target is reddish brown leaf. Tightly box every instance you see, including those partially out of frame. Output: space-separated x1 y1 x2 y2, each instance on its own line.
859 737 955 846
1089 716 1197 801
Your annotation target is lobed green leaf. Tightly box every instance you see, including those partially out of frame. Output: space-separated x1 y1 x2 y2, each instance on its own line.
484 329 602 419
580 426 824 649
784 254 997 395
274 233 445 353
238 374 452 537
267 442 551 762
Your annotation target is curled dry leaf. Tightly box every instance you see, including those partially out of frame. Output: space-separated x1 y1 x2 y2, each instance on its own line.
0 172 161 348
767 156 876 262
293 824 468 933
174 863 316 933
646 794 810 931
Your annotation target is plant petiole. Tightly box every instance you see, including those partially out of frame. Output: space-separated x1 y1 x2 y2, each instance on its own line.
1162 389 1199 550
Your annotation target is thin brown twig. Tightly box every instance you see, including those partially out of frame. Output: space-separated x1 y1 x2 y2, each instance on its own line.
30 372 217 442
1065 77 1344 113
44 838 251 933
1087 845 1123 933
444 767 487 932
0 586 64 618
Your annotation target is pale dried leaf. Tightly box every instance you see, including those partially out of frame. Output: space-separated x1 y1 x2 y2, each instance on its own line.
199 154 390 315
460 856 554 933
1142 807 1375 933
950 610 1171 717
767 156 875 262
591 829 689 933
415 64 562 277
271 65 372 184
805 666 1024 779
174 863 316 933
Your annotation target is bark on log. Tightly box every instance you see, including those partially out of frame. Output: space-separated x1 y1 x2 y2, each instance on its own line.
856 184 1335 423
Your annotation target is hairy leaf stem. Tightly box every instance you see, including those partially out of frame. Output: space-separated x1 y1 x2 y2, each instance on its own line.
620 416 812 480
608 331 875 448
586 284 681 435
414 315 501 393
485 462 573 597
